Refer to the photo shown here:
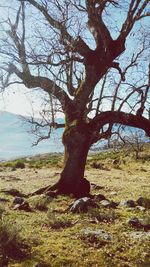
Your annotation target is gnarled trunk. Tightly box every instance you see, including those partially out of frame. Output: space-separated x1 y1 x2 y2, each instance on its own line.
56 123 91 197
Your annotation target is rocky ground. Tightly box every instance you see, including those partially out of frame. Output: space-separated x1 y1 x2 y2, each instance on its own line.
0 149 150 267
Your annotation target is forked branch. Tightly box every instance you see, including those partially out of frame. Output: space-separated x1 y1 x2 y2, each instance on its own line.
89 111 150 137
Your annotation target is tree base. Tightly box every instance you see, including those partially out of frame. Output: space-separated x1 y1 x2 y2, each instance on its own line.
57 177 90 198
29 178 90 198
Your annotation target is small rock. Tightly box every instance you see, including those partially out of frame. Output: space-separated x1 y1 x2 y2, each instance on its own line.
129 231 150 240
128 217 142 229
13 204 21 210
128 217 150 231
13 197 24 205
99 200 110 208
81 228 111 240
136 197 150 209
120 200 136 208
136 206 146 212
100 200 118 209
13 201 32 212
70 197 98 213
80 228 111 247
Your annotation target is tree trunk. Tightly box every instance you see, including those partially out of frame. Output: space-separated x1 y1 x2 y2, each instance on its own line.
56 123 91 197
30 121 93 198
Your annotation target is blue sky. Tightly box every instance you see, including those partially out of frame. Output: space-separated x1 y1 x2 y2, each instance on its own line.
0 1 149 117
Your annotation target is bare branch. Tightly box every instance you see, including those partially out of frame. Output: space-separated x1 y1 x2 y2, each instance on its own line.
20 0 91 57
95 72 108 116
6 3 30 74
6 63 73 111
119 0 150 42
111 62 125 81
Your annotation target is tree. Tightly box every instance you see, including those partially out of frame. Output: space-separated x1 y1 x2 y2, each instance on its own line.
105 126 149 158
120 129 148 160
124 130 146 159
0 0 150 197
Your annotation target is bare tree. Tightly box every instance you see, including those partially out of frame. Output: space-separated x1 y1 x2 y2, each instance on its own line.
0 0 150 197
105 126 149 159
120 129 148 160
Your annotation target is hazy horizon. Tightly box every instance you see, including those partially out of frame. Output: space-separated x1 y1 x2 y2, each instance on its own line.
0 111 64 161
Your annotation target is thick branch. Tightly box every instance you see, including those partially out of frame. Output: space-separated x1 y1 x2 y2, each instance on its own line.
8 63 73 111
86 1 113 49
89 111 150 137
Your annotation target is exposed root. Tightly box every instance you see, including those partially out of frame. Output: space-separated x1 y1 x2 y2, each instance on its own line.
29 182 59 197
0 188 26 197
28 178 91 198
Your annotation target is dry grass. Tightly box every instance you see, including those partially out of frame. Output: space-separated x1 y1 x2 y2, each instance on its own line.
0 147 150 266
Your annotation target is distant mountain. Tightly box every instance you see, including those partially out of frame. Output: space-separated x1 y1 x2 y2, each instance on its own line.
0 111 64 161
0 111 149 161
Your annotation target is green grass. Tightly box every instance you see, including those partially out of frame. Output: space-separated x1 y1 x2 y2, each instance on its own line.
0 154 63 170
0 145 150 266
0 159 26 169
47 210 73 229
87 207 119 223
30 195 52 211
0 217 29 262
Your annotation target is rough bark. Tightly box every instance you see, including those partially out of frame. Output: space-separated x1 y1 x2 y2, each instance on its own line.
56 122 91 197
30 119 92 198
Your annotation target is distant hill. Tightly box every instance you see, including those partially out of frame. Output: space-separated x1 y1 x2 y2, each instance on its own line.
0 111 63 161
0 111 149 161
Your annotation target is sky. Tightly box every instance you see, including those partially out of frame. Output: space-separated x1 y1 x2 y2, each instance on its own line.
0 1 149 118
0 84 45 117
0 0 42 117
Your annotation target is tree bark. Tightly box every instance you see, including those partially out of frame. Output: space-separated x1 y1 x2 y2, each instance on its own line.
30 124 91 197
55 122 91 197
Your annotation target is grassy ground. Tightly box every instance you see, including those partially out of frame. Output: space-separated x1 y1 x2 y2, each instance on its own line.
0 146 150 267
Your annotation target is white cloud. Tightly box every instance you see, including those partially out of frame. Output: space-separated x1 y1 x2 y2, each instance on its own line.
0 84 45 117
